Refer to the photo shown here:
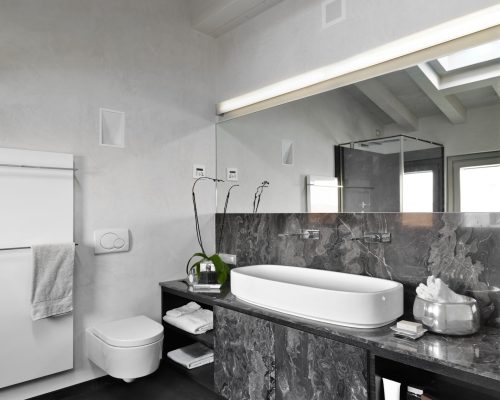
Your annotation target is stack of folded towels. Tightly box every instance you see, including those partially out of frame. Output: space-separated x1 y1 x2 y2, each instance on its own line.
167 342 214 369
163 301 213 335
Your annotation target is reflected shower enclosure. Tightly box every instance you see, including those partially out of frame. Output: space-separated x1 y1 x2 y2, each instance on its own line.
337 135 444 212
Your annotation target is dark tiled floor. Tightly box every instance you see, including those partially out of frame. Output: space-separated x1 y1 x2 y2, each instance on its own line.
32 361 222 400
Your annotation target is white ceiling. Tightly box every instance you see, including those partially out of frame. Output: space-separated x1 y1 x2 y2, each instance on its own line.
187 0 284 38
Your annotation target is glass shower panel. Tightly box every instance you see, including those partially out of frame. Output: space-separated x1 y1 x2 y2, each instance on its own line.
339 136 403 212
338 135 444 212
402 137 444 212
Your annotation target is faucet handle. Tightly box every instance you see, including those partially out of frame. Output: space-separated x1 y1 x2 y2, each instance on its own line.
301 229 320 240
278 229 320 240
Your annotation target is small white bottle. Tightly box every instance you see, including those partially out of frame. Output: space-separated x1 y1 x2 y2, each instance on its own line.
383 378 401 400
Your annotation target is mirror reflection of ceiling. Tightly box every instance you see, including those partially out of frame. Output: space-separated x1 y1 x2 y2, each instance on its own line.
216 39 500 214
348 40 500 133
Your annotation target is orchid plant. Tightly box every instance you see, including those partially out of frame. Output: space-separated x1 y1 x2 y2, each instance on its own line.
185 177 238 285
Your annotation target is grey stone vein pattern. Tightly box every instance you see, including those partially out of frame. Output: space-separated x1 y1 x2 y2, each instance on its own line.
161 280 500 387
214 306 275 400
216 213 500 327
275 325 367 400
217 213 368 274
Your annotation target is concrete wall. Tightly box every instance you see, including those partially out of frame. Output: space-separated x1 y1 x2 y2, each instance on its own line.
412 104 500 157
216 89 382 213
215 0 499 101
0 1 215 398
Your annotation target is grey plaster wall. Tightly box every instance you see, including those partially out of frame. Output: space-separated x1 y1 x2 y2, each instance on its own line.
0 1 215 398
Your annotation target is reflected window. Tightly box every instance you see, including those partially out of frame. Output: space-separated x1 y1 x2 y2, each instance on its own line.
306 176 339 212
460 164 500 212
402 171 434 212
448 151 500 212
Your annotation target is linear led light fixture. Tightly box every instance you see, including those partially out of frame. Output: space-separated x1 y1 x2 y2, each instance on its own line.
216 4 500 115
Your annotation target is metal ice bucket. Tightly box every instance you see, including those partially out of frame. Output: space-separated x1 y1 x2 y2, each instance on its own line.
413 296 480 335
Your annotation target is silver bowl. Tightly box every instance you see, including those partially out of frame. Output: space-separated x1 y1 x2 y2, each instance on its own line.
413 296 480 335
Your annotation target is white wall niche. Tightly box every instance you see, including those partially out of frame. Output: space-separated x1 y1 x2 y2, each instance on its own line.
281 139 294 166
322 0 346 29
99 108 125 148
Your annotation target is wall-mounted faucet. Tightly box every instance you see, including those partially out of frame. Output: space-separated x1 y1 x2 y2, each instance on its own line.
351 232 391 244
278 229 320 240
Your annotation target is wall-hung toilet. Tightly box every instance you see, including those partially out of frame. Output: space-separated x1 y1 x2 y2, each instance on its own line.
87 315 164 383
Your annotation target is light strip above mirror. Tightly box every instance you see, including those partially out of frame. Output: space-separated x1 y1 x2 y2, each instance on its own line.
216 4 500 117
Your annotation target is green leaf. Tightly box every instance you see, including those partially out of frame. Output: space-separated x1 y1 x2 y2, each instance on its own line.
186 252 230 285
209 254 230 285
186 252 209 276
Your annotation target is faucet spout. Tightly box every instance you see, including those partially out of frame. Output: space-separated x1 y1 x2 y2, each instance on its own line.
278 229 320 240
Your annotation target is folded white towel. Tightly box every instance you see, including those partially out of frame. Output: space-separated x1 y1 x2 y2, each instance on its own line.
416 276 468 303
31 243 75 320
163 309 213 335
166 301 201 318
167 343 214 369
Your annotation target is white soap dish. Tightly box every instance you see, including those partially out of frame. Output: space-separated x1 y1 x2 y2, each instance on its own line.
390 325 427 340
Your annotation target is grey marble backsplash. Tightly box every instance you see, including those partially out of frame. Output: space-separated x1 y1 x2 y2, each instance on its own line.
216 213 500 328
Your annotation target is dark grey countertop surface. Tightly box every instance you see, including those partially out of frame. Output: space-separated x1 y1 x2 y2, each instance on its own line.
160 280 500 390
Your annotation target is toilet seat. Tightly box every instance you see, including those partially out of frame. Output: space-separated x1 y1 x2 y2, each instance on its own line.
90 315 164 348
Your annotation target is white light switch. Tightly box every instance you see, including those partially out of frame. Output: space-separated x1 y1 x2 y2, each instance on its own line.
193 164 206 178
94 228 130 255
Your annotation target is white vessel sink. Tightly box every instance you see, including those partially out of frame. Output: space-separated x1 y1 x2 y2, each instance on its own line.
231 265 403 329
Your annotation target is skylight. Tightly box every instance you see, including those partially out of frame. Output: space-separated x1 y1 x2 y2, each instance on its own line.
437 39 500 71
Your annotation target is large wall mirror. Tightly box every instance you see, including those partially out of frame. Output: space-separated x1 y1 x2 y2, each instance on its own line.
216 38 500 213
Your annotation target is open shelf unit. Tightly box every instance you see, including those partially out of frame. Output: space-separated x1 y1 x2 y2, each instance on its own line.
161 286 217 394
165 322 214 349
372 355 499 400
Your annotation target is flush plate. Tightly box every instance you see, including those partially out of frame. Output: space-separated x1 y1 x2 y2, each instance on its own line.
94 228 130 254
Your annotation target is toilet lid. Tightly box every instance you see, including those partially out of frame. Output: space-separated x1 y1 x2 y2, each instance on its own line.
91 316 164 348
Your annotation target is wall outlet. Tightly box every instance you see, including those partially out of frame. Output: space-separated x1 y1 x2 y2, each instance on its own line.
219 253 237 265
193 164 206 178
226 167 238 181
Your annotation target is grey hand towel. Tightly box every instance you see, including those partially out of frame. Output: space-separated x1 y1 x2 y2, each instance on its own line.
31 243 75 320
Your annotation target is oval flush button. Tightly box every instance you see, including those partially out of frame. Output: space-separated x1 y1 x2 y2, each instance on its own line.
100 232 118 249
94 228 130 254
382 296 386 302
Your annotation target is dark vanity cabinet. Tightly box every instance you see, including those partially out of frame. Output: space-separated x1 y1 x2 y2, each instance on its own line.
214 306 368 400
161 281 500 400
214 306 276 400
275 325 367 400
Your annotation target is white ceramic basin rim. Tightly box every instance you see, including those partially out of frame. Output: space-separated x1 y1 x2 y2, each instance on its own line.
231 265 403 329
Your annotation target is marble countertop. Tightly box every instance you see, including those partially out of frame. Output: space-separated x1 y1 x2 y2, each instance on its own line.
159 280 500 390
